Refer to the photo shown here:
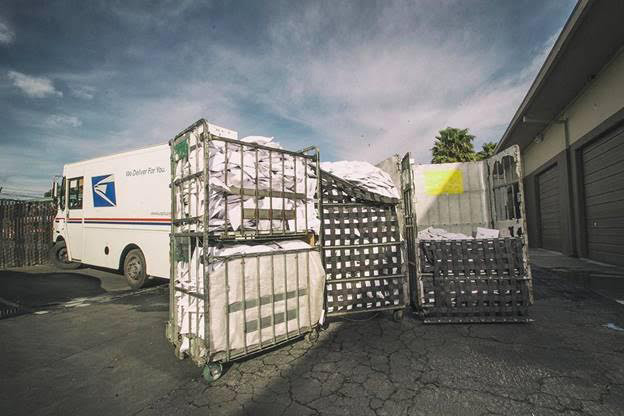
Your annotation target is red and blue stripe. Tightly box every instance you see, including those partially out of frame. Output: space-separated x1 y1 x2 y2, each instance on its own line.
56 217 171 226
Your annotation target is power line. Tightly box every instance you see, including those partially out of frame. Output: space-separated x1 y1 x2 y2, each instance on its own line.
0 186 48 195
0 192 50 200
0 186 49 200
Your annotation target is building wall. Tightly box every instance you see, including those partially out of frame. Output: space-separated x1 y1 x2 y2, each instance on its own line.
520 48 624 255
523 153 573 253
523 48 624 176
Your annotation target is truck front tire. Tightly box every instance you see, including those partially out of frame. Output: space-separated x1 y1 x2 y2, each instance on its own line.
124 248 148 289
49 241 81 270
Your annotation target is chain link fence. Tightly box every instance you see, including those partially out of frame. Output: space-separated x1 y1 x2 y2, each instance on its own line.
0 199 56 269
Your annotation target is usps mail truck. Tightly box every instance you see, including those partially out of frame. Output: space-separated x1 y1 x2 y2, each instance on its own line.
49 123 239 289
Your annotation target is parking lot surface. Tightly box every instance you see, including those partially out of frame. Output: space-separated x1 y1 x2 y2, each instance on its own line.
1 265 623 416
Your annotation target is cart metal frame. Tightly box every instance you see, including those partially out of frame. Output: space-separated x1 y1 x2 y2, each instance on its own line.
397 145 532 323
167 119 322 379
319 170 407 321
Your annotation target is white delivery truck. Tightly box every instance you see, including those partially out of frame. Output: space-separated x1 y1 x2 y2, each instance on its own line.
50 144 171 288
49 123 238 289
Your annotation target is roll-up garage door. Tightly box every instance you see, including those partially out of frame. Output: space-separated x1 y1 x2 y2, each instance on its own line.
538 164 561 252
582 124 624 265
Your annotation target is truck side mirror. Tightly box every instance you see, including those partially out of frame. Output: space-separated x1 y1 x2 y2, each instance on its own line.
52 176 62 206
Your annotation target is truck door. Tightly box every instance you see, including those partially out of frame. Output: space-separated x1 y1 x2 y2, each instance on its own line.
66 176 85 261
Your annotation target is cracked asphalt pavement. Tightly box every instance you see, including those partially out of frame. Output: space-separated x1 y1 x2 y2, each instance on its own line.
1 265 623 416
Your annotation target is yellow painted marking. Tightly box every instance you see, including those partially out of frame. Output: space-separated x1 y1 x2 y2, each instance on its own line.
424 170 464 195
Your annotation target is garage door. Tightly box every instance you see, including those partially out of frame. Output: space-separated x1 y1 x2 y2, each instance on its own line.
538 164 561 251
582 124 624 265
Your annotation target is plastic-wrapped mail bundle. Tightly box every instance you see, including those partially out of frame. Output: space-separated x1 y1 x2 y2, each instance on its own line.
417 226 501 240
417 226 473 240
174 240 326 357
320 160 399 200
174 123 319 234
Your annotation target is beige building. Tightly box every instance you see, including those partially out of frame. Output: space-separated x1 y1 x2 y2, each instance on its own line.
496 0 624 264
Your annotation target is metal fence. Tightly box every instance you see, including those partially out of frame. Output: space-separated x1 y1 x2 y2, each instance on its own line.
0 199 55 269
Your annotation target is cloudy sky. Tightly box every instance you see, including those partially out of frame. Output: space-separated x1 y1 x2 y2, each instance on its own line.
0 0 575 196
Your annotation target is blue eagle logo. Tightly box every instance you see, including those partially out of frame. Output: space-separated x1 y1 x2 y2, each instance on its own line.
92 174 117 207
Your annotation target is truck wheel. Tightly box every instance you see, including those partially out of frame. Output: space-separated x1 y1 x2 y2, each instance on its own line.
49 241 81 270
124 249 148 289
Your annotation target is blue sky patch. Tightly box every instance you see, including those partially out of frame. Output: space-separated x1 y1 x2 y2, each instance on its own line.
0 0 576 195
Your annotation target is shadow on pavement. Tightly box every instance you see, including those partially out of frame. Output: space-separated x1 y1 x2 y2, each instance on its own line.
111 283 170 313
0 270 107 308
173 268 624 416
533 264 624 303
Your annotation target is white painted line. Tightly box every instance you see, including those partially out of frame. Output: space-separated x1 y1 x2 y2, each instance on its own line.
59 285 164 309
605 323 624 332
0 296 21 308
591 273 624 278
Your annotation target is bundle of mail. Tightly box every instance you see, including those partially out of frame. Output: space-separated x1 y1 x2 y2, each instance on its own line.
173 123 319 234
174 239 326 356
417 226 500 240
320 160 400 199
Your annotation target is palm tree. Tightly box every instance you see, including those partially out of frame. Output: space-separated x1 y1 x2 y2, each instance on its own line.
431 127 477 163
476 141 497 160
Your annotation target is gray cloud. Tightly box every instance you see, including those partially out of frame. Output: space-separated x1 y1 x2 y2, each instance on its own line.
191 4 562 163
69 85 96 100
7 70 62 98
46 114 82 128
0 21 14 44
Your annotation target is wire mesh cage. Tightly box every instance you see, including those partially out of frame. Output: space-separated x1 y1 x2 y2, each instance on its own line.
418 238 531 323
170 119 321 241
395 145 532 323
319 170 407 319
167 120 325 376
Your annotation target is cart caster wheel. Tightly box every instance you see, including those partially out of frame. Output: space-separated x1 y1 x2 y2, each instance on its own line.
305 328 320 343
393 310 404 322
202 362 223 383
